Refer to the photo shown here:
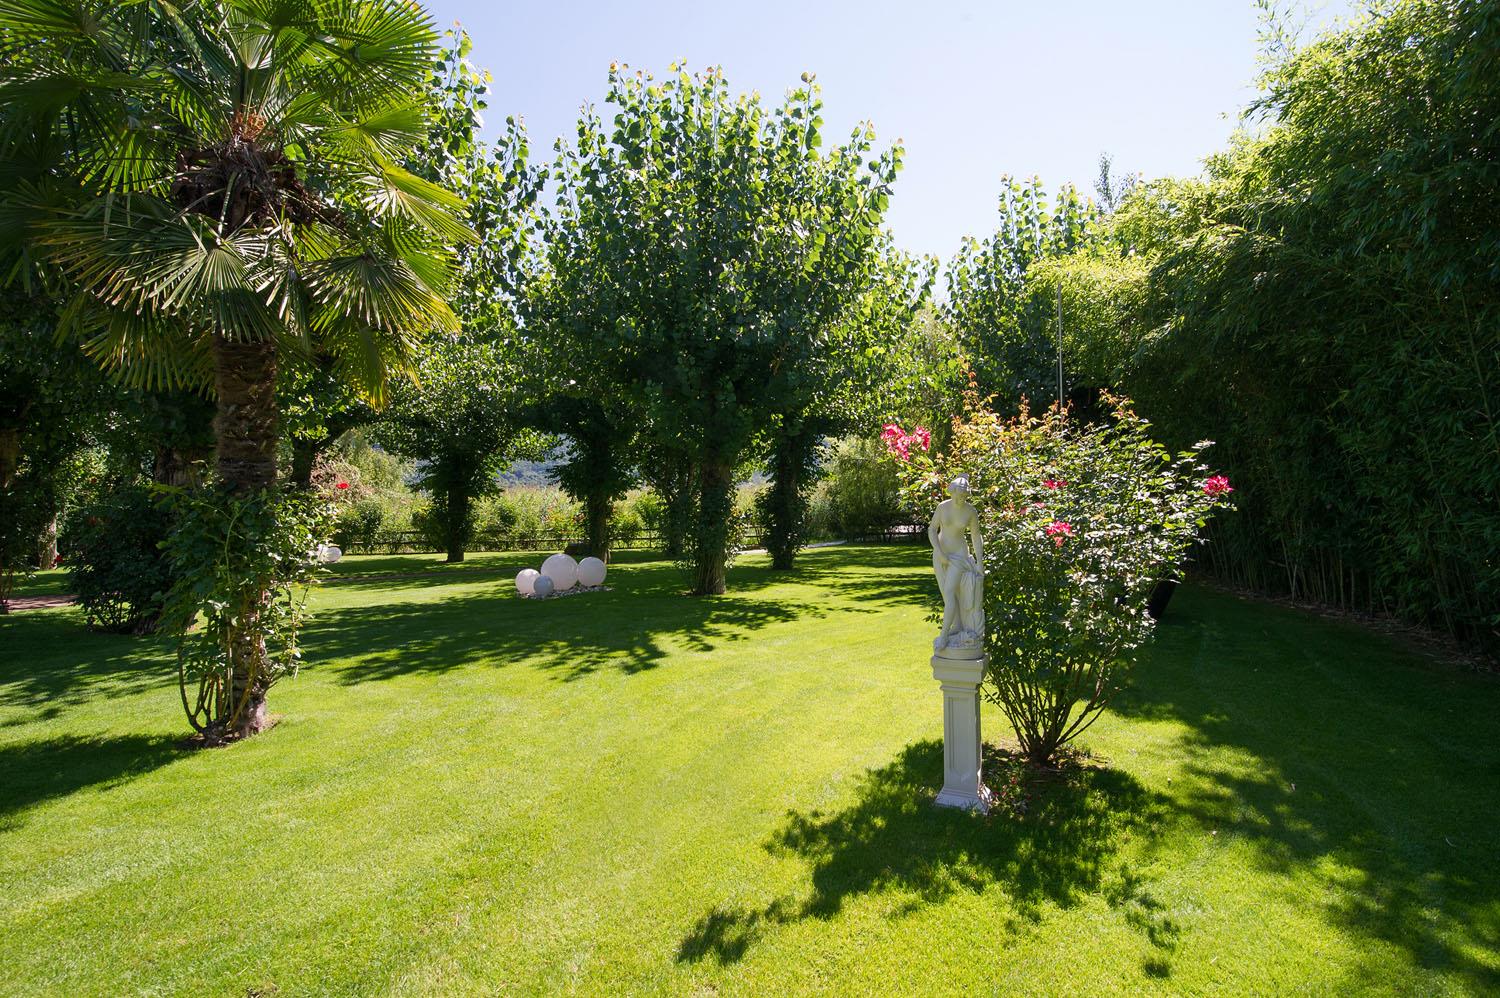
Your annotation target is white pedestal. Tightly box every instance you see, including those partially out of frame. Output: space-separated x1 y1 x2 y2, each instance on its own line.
930 653 989 813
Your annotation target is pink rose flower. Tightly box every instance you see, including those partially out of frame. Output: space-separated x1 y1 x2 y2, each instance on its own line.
1045 520 1076 548
1202 475 1233 497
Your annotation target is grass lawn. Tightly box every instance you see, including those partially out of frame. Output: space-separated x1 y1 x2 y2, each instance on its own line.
2 546 1497 996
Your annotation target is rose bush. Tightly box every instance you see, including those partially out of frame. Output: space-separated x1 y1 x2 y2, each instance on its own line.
888 392 1233 765
162 488 332 741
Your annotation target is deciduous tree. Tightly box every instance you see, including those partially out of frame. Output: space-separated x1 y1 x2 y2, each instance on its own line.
551 64 900 592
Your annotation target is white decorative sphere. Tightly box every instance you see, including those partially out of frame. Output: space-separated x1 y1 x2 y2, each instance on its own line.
531 573 556 598
577 556 607 588
318 544 342 564
515 568 539 595
541 553 579 591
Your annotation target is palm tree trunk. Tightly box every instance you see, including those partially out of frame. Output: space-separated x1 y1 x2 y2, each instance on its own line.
212 333 279 738
214 335 280 490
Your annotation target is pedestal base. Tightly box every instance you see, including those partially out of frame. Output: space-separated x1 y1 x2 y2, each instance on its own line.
930 653 989 814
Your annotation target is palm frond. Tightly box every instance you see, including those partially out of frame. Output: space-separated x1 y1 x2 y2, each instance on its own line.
304 249 458 338
361 161 475 244
0 0 99 37
297 0 438 110
60 288 214 391
323 103 427 162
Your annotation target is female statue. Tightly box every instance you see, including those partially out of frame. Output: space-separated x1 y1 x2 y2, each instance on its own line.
928 475 985 655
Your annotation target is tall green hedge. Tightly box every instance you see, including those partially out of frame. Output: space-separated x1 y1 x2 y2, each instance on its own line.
1039 0 1499 653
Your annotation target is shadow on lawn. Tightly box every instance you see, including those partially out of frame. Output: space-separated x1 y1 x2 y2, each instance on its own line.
304 545 929 684
1111 586 1500 992
0 733 180 830
678 580 1500 988
677 739 1177 969
0 612 171 713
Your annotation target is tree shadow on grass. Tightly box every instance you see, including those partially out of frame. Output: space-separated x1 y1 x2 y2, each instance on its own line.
0 733 181 830
303 555 866 685
1111 585 1500 991
0 612 172 713
772 544 934 608
677 739 1175 967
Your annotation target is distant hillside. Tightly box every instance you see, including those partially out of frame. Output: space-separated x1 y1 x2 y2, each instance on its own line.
498 458 561 487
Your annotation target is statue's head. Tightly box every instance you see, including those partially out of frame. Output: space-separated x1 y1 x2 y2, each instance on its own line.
947 475 970 499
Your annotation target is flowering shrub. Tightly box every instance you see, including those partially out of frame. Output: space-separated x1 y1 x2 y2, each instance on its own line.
881 423 931 461
309 456 366 504
887 393 1233 765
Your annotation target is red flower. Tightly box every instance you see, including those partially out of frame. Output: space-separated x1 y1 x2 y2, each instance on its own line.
911 426 931 451
1045 520 1076 548
1043 478 1066 490
336 481 350 490
1202 475 1233 497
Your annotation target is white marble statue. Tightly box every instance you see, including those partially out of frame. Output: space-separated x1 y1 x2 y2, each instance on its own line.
929 474 985 656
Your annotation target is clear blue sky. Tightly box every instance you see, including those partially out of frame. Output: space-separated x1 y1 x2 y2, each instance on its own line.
424 0 1352 262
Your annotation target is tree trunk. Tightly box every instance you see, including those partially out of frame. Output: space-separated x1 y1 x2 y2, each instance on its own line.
153 446 205 487
214 336 280 491
212 333 279 738
289 408 361 490
691 460 735 595
444 486 470 563
36 514 57 569
765 428 817 570
289 438 319 489
0 425 20 491
586 492 612 561
644 453 694 559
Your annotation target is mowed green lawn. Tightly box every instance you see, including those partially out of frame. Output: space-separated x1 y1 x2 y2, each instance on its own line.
2 546 1497 996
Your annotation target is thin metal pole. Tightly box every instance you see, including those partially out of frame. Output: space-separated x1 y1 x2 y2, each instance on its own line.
1056 285 1064 412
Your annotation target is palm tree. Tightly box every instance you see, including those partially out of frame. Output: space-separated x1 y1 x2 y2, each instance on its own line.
0 0 470 737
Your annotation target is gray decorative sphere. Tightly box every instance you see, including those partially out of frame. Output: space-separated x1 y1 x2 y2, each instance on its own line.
531 573 556 598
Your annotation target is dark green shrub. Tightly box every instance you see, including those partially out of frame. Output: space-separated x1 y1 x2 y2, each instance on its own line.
63 484 176 633
332 499 385 552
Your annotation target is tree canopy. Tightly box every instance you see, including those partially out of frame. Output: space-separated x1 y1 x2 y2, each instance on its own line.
545 63 902 592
